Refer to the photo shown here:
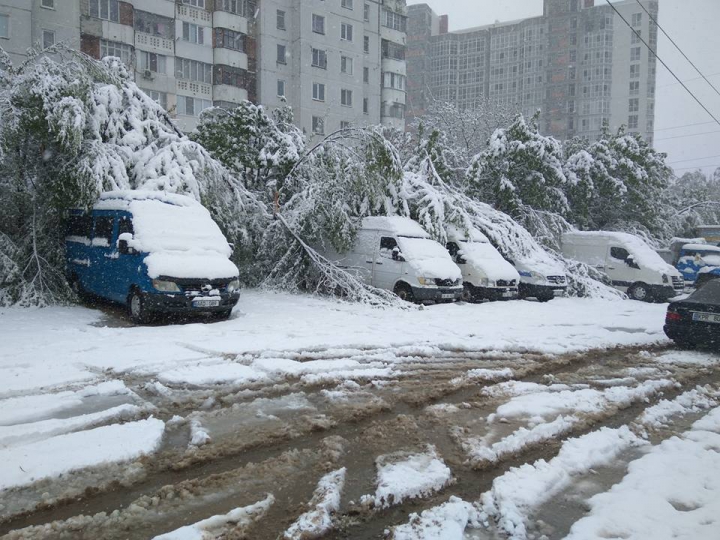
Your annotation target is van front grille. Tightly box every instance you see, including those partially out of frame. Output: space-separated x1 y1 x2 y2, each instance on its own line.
497 279 517 287
547 276 566 285
434 278 456 287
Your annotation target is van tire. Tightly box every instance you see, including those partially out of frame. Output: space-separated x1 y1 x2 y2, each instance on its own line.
128 289 152 324
394 283 415 303
628 283 651 302
212 309 233 321
536 291 555 303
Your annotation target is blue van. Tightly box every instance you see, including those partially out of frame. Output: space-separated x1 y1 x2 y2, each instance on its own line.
676 243 720 289
66 191 241 323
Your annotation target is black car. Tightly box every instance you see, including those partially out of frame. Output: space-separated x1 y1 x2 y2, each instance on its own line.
664 280 720 348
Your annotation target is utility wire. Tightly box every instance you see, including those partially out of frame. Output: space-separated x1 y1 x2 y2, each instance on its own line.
655 120 716 132
656 71 720 91
604 0 720 128
655 129 720 142
668 153 720 165
634 0 720 100
672 163 720 172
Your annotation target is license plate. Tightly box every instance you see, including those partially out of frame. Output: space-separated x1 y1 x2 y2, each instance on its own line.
441 293 455 299
553 289 565 296
193 298 221 308
502 291 515 297
692 312 720 324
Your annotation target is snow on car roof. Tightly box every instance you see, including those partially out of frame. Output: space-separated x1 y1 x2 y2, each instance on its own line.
682 243 720 253
361 216 430 238
446 225 490 243
94 190 199 211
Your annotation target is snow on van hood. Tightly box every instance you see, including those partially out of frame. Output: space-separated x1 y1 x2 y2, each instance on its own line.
115 195 238 280
397 237 462 281
458 241 520 282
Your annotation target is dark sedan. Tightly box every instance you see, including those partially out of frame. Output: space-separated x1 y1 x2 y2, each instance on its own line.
664 280 720 348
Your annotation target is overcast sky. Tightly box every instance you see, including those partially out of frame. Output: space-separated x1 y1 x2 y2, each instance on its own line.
407 0 720 177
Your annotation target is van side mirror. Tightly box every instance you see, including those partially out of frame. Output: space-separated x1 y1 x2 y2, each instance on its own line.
228 242 235 255
117 233 135 255
392 247 405 262
625 256 640 270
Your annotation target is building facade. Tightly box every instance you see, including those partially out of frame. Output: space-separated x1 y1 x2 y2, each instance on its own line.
407 0 658 145
0 0 407 135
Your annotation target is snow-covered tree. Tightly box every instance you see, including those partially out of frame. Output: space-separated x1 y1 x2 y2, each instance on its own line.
466 114 570 224
662 169 720 239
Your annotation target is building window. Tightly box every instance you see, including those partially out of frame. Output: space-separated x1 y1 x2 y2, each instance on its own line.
41 0 55 8
138 51 167 74
630 64 640 79
312 14 325 34
631 30 641 44
342 0 353 10
382 72 405 91
629 81 640 95
216 0 251 17
89 0 119 23
100 39 132 64
214 65 249 88
341 23 353 41
311 48 327 69
381 9 407 32
312 116 325 135
364 35 370 53
277 44 287 64
42 29 55 48
0 14 7 38
630 47 641 62
277 79 286 97
135 11 173 39
384 102 405 119
381 39 405 60
214 28 245 51
341 121 351 130
628 114 639 129
629 98 639 112
364 3 370 21
175 57 213 84
631 13 642 27
276 9 286 30
182 22 205 44
363 97 369 114
140 88 168 110
312 82 326 101
177 95 212 117
341 89 353 107
363 66 369 83
182 0 205 8
341 55 353 75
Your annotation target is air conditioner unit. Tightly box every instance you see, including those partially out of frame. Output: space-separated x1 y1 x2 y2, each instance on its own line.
142 69 154 80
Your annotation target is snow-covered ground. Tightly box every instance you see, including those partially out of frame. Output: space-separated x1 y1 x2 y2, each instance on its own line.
2 290 718 539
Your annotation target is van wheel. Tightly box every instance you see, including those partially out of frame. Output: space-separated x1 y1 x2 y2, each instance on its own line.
128 290 152 324
394 283 415 303
536 291 555 303
462 284 477 303
212 309 233 321
628 283 651 302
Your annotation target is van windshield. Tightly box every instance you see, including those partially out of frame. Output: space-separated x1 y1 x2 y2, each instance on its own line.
130 199 231 256
397 236 452 261
459 240 504 261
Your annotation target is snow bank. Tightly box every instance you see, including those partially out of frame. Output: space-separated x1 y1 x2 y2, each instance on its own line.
637 386 719 429
283 468 346 539
480 426 646 539
565 408 720 540
390 496 483 540
0 417 165 492
362 446 453 508
153 494 275 540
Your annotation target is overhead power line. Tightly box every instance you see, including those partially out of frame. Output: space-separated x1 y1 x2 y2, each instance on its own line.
672 163 720 172
656 71 720 91
655 120 716 132
668 153 720 165
655 129 720 142
604 0 720 128
634 0 720 100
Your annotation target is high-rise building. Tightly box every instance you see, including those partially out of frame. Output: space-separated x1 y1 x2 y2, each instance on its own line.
0 0 407 135
407 0 658 145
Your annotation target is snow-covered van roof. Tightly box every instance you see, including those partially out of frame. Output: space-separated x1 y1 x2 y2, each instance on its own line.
361 216 430 238
682 243 720 253
446 225 490 243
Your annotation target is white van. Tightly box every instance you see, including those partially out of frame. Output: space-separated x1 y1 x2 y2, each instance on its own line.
445 227 520 301
514 258 568 302
562 231 684 301
320 217 463 303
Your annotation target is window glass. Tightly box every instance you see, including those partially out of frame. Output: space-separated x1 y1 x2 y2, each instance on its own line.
380 237 398 250
689 280 720 303
610 247 630 261
67 214 93 238
0 14 7 38
118 217 134 236
93 216 114 244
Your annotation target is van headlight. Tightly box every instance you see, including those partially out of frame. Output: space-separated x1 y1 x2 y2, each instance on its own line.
418 276 435 286
227 279 240 293
152 279 180 293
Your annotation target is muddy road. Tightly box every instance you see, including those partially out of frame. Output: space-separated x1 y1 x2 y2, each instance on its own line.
1 342 718 539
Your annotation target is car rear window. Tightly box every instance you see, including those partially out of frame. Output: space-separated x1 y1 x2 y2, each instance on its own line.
690 280 720 303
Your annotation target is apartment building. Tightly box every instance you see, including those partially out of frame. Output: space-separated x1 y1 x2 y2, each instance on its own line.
0 0 407 135
407 0 658 145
